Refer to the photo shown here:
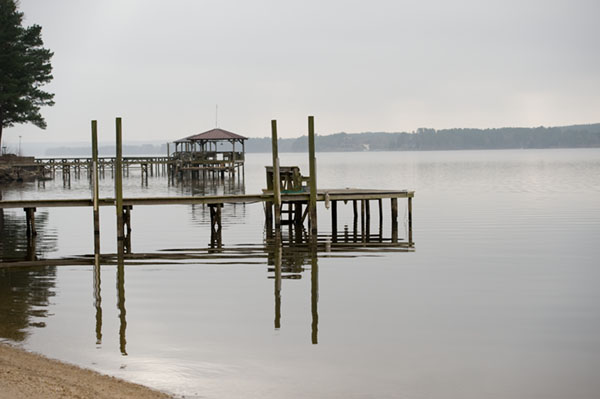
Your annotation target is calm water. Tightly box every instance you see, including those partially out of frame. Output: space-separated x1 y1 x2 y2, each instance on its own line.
1 149 600 398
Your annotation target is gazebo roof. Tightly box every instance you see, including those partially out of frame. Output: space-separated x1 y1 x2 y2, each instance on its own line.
175 128 247 143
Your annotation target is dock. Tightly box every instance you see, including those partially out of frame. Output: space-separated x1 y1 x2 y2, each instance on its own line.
0 116 414 253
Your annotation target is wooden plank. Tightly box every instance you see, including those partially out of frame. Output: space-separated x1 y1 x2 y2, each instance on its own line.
0 190 414 208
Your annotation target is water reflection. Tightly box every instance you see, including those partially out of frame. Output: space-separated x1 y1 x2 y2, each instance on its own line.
0 232 412 350
93 253 102 345
117 242 127 355
0 266 56 342
0 208 58 262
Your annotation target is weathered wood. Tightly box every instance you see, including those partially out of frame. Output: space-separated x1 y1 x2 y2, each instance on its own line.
91 121 100 244
378 198 383 231
408 196 413 245
308 116 317 236
365 199 371 241
271 120 281 228
360 200 366 241
391 197 398 243
115 117 124 241
0 190 414 209
331 200 338 242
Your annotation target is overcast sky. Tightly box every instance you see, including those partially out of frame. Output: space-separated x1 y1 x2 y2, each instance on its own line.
6 0 600 145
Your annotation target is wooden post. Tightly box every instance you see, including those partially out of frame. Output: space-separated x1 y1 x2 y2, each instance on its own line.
391 197 398 243
271 120 281 228
365 199 371 241
408 196 413 245
331 200 338 242
115 117 124 241
91 120 100 251
308 116 317 236
360 200 366 241
378 198 383 242
352 200 358 242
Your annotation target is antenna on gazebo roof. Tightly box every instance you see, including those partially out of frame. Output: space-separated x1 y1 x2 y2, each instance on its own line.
215 104 218 128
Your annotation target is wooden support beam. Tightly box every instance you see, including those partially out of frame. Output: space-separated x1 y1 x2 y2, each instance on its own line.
391 197 398 243
308 116 318 236
408 196 413 245
91 120 100 251
378 198 383 242
378 198 383 231
331 200 338 242
365 199 371 241
115 117 124 241
271 120 281 228
360 200 366 242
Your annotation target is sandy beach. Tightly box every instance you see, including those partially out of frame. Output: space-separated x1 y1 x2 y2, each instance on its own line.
0 343 171 399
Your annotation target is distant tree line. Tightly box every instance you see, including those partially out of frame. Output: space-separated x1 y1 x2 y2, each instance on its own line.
43 123 600 156
245 123 600 152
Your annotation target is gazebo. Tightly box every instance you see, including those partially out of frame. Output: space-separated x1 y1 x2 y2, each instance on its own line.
171 128 248 178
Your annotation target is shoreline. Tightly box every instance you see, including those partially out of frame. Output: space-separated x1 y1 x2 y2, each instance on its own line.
0 343 171 399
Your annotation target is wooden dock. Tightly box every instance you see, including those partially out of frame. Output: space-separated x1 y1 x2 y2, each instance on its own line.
30 155 244 184
0 116 414 253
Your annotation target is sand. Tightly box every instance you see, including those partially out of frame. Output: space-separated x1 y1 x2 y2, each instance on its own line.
0 343 171 399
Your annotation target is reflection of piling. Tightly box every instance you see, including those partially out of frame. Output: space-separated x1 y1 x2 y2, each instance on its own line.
123 205 132 253
209 204 222 248
117 242 127 356
24 207 36 238
274 239 282 329
93 252 102 345
310 247 319 344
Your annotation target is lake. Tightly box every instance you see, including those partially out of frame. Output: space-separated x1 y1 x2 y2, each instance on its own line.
1 149 600 398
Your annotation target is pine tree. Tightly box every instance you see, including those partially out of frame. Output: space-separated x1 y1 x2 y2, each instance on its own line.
0 0 54 152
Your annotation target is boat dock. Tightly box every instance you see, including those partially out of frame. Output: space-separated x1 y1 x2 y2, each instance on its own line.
0 116 414 252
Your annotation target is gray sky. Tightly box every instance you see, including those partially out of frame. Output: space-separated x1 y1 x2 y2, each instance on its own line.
6 0 600 146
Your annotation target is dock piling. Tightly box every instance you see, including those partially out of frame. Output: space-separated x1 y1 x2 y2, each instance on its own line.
271 120 281 229
91 120 100 251
408 196 413 245
115 117 124 242
308 116 318 237
391 197 398 243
